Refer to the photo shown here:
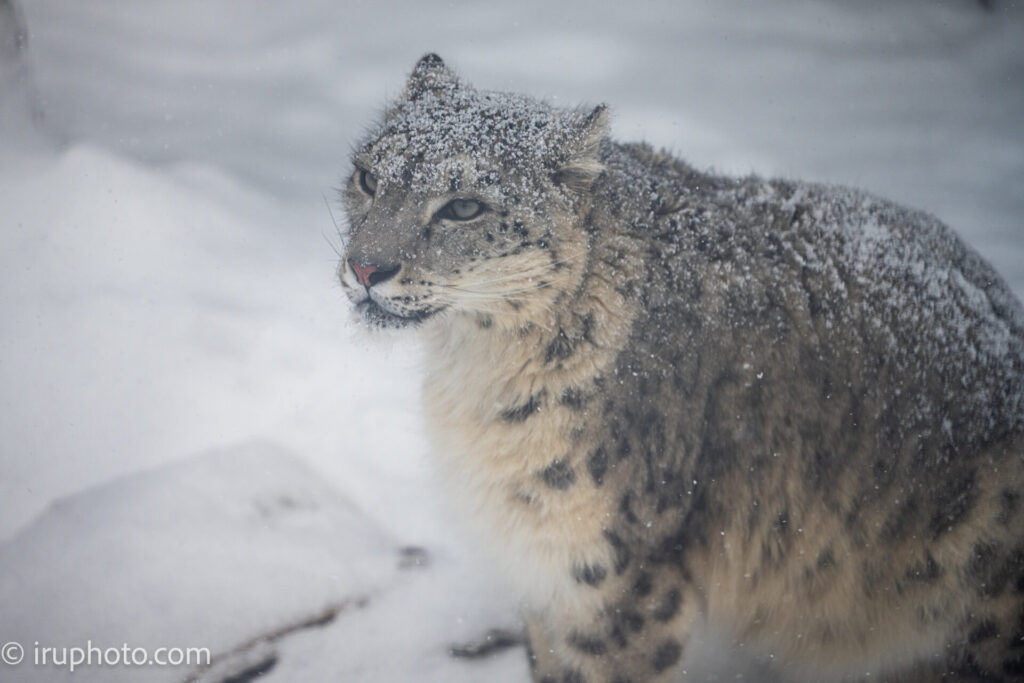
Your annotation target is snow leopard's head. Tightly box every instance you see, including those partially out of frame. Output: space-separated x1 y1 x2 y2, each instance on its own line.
339 53 607 330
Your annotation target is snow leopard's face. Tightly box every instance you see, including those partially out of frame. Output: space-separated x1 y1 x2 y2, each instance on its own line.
339 54 606 330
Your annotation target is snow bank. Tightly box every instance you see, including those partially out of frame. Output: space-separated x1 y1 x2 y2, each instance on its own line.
0 441 400 682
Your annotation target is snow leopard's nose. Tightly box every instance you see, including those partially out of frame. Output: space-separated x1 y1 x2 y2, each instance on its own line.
348 259 400 288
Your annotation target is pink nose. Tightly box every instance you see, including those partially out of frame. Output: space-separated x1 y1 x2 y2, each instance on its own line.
350 261 378 287
348 259 400 288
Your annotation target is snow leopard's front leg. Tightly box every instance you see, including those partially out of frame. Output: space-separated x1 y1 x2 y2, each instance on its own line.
528 577 699 683
525 612 565 682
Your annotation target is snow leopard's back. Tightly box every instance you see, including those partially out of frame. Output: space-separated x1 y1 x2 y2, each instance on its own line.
588 140 1024 680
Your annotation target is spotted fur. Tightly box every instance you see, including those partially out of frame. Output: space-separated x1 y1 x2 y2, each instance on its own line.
339 54 1024 682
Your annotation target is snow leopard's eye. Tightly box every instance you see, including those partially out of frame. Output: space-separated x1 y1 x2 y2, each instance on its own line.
438 199 486 221
357 169 377 196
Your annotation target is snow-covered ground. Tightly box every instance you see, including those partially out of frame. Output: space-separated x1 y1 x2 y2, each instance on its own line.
0 1 1021 681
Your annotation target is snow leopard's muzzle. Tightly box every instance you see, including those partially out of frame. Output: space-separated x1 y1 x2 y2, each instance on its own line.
339 257 443 329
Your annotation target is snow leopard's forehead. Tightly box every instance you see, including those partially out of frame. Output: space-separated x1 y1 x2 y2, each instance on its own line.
358 84 591 193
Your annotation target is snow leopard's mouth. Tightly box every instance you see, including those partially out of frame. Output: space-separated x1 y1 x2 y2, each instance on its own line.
356 299 438 328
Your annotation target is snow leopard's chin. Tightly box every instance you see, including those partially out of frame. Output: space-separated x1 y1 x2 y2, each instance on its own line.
355 299 438 329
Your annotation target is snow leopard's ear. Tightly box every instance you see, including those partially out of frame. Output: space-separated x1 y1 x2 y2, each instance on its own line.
403 53 460 101
554 104 608 195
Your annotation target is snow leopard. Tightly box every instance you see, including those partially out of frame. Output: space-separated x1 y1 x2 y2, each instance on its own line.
337 54 1024 682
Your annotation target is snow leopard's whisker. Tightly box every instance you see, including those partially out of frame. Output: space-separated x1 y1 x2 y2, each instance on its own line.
440 258 583 292
321 230 342 258
444 280 554 297
447 291 546 306
441 270 550 290
322 193 348 252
